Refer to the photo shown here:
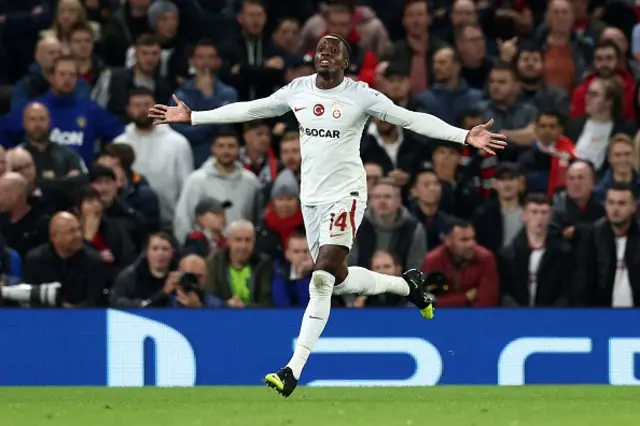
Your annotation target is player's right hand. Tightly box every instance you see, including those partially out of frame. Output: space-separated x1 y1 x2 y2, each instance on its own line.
149 95 192 125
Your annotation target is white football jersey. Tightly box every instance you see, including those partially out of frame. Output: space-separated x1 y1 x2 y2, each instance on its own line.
191 74 469 205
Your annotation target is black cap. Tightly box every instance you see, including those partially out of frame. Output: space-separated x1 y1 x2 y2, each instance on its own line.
495 162 523 180
89 164 116 182
383 63 410 78
194 198 232 216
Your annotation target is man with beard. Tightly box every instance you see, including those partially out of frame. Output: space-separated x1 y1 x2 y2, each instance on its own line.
21 102 87 181
515 44 570 117
570 40 636 121
573 183 640 307
115 88 192 228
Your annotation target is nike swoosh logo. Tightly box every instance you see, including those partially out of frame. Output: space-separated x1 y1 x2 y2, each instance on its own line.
295 107 306 112
309 316 324 320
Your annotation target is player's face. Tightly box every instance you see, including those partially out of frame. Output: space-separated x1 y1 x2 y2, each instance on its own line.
315 38 348 77
273 195 299 218
413 172 442 205
606 190 636 226
608 142 634 174
523 203 551 234
146 236 174 271
535 115 562 145
212 137 240 167
371 252 400 275
446 226 476 260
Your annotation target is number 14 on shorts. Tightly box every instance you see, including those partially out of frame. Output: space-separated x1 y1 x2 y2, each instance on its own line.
329 210 349 237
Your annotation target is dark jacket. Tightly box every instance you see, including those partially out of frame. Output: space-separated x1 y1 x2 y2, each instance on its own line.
110 256 177 307
23 243 107 306
100 5 151 67
120 172 161 233
518 83 570 118
416 79 483 125
360 125 425 177
499 229 572 307
271 258 312 307
594 170 640 203
551 190 606 249
23 140 87 181
472 198 520 256
572 217 640 307
382 37 449 89
104 197 148 252
205 248 273 306
409 203 450 252
0 202 50 259
87 217 136 285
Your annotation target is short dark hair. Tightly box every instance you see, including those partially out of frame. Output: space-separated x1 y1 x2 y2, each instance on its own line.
404 0 428 10
74 186 101 210
457 108 483 127
52 55 77 72
146 231 178 252
411 167 438 188
595 39 622 60
128 87 155 102
491 61 517 79
214 129 239 143
606 181 636 197
103 143 136 173
444 217 473 235
536 109 566 126
243 120 270 133
524 193 551 207
190 38 218 57
136 33 161 48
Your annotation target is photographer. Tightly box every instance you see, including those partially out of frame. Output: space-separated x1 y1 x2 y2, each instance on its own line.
172 255 224 308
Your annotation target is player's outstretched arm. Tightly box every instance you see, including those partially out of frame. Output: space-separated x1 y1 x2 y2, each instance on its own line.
150 89 292 126
365 89 507 155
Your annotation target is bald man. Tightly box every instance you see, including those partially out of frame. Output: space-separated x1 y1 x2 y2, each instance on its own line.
22 102 86 181
0 172 49 258
174 254 224 308
21 212 108 307
206 219 274 307
11 37 90 111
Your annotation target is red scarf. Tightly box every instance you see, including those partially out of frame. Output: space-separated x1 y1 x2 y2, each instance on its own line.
542 136 576 198
264 204 304 250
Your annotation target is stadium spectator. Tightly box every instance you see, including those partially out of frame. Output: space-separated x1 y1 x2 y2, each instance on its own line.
478 63 537 154
458 109 498 200
0 172 50 259
535 0 591 96
271 231 314 307
101 0 153 67
182 198 228 258
96 144 161 233
219 0 285 101
21 103 87 181
435 0 478 46
455 23 494 91
0 233 22 287
170 39 237 167
565 77 633 174
205 219 273 307
93 34 172 122
73 186 136 283
255 172 303 261
420 218 500 307
377 63 424 113
570 40 635 122
352 249 406 308
1 56 124 166
277 132 302 182
114 88 191 226
240 120 278 186
552 160 606 249
595 134 640 202
473 162 525 255
24 212 108 307
364 162 383 199
409 168 450 252
0 146 5 175
109 231 179 307
41 0 100 55
360 117 423 190
89 164 148 250
499 193 572 307
172 254 224 308
514 43 571 118
519 110 576 198
569 0 605 45
599 26 640 81
416 47 483 125
69 22 106 89
272 17 301 57
349 178 426 270
298 1 390 58
174 131 261 244
573 183 640 307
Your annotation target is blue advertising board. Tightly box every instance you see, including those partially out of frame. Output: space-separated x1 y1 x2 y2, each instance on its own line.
0 309 638 386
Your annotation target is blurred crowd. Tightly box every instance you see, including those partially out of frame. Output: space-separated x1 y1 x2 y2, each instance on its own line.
0 0 639 309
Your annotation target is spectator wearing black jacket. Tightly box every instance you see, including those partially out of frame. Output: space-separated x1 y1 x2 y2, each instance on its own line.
100 0 153 67
473 162 525 255
23 212 108 307
573 183 640 307
409 168 450 252
22 102 87 181
499 193 572 307
110 231 179 307
89 165 148 251
74 187 136 285
0 172 50 259
183 198 228 258
219 0 286 101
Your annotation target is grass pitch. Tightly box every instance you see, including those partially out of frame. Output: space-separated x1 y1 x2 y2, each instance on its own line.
2 386 639 426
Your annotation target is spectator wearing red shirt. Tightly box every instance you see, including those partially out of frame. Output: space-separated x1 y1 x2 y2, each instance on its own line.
420 218 500 307
570 40 636 122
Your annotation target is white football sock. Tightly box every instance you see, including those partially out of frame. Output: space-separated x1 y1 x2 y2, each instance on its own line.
286 270 335 380
333 266 410 296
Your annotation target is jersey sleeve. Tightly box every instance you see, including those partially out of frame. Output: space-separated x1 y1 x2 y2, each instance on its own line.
361 85 468 144
191 82 293 125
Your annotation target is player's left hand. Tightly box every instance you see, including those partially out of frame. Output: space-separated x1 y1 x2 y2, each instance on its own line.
465 119 507 155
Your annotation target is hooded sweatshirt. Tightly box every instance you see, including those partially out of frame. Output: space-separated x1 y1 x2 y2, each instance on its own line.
348 206 427 270
115 123 193 225
173 158 262 243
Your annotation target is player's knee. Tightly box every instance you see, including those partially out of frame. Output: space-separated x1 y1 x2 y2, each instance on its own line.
309 270 334 298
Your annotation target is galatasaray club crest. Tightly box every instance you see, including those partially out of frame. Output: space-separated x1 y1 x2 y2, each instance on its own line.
332 102 342 119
